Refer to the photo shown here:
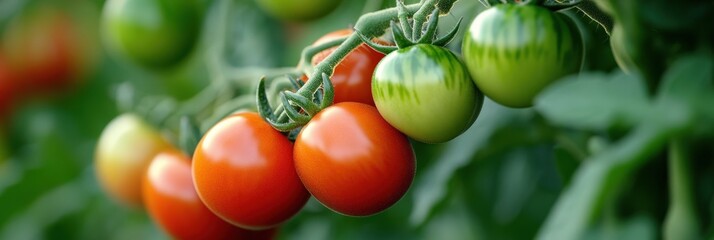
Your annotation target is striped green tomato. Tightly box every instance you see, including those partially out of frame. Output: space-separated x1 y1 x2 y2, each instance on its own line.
372 44 483 144
462 4 583 108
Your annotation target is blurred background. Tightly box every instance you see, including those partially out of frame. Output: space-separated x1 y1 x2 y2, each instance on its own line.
0 0 622 239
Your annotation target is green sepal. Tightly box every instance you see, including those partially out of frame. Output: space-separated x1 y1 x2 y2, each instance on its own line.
355 29 398 55
432 17 462 46
417 8 440 44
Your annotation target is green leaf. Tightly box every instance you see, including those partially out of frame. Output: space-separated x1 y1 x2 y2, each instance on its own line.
534 71 651 131
656 53 714 136
537 125 676 240
553 146 580 187
409 100 534 226
657 53 714 102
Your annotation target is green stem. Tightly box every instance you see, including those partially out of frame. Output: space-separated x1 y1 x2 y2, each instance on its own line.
664 139 700 240
297 2 429 98
575 0 613 35
411 0 437 40
298 36 348 75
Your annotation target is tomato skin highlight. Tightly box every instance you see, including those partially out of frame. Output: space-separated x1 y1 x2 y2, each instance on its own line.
294 102 415 216
102 0 202 69
462 4 583 108
310 29 388 106
95 113 172 207
143 150 277 240
192 112 309 230
372 44 483 144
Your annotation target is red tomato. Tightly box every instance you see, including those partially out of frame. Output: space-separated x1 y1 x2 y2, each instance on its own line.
309 29 388 106
192 112 309 230
143 150 277 240
294 102 415 216
0 54 17 124
2 6 91 94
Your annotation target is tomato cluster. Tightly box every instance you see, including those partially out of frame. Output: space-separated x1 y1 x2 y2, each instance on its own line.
95 114 279 239
94 2 587 238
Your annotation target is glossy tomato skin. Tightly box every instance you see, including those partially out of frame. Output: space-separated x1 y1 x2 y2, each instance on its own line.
193 112 309 230
372 44 483 144
294 102 415 216
462 4 583 108
143 150 276 240
310 29 388 106
102 0 202 69
256 0 342 22
95 113 171 207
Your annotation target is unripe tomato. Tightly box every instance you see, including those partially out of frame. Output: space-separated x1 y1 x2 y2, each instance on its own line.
143 150 277 240
95 113 171 207
255 0 342 22
309 29 388 106
102 0 202 69
372 44 483 143
462 4 583 108
193 112 309 230
294 102 415 216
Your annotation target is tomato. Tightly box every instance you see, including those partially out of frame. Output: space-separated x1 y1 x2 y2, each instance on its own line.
372 44 482 143
192 112 309 230
294 102 415 216
102 0 202 69
308 29 388 106
0 54 17 124
143 149 277 240
95 113 171 207
255 0 342 22
2 6 90 94
462 4 583 108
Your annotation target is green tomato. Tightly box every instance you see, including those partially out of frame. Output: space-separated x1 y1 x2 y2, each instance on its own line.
102 0 202 69
462 4 583 108
255 0 342 22
372 44 483 144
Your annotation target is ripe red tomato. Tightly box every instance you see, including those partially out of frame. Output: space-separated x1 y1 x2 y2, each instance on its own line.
2 6 89 94
309 29 388 106
0 54 17 124
143 149 277 240
294 102 415 216
192 112 309 229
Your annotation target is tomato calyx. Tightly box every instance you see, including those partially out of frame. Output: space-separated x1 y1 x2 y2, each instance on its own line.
255 0 456 133
256 73 334 132
357 5 461 55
